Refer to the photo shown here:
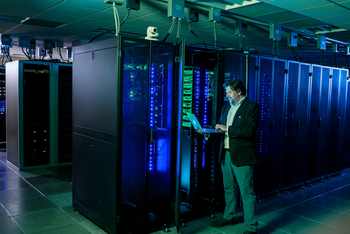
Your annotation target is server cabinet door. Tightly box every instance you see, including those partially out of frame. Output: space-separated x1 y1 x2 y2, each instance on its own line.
255 57 273 196
283 61 299 187
222 51 245 84
22 63 51 167
295 63 311 183
344 74 350 167
327 68 341 174
56 65 72 164
307 65 322 180
120 39 150 232
0 67 5 144
248 55 258 102
317 66 331 177
268 59 287 192
335 69 347 170
148 42 175 220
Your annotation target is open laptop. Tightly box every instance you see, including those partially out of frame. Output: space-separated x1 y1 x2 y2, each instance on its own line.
186 113 224 133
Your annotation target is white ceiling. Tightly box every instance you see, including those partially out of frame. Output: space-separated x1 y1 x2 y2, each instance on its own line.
1 0 350 67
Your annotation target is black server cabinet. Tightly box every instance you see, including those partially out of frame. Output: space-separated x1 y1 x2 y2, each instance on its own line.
307 65 330 180
6 61 72 169
72 37 176 234
248 55 258 102
343 72 350 167
326 68 348 174
283 61 311 188
294 63 311 183
0 66 5 146
255 57 286 196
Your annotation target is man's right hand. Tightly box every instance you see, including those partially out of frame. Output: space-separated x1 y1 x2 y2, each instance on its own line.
215 124 227 132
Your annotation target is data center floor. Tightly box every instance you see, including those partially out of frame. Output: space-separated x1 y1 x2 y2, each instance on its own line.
1 148 350 234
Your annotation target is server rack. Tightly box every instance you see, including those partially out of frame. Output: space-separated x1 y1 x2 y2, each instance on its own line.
294 63 311 184
72 37 177 234
180 50 221 219
6 61 72 169
223 55 349 198
254 57 287 196
0 66 5 147
306 65 331 181
343 73 350 168
326 68 348 175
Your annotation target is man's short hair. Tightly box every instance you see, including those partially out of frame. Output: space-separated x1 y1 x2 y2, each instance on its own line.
223 79 246 96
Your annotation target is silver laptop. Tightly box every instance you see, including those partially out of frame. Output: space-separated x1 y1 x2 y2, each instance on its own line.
186 113 224 133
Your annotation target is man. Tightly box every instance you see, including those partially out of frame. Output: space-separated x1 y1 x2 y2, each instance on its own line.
201 79 259 234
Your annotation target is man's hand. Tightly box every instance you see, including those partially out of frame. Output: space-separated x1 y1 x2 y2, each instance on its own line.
197 127 203 134
196 127 209 139
215 124 227 132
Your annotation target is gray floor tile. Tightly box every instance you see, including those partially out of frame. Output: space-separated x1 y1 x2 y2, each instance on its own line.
14 208 76 233
0 203 10 218
29 223 92 234
303 223 350 234
0 170 19 181
62 206 89 222
0 186 43 203
258 210 320 234
327 187 350 201
2 196 56 216
283 202 342 223
257 194 301 210
323 213 350 232
281 183 337 202
34 181 72 196
257 223 290 234
181 219 228 234
0 177 31 191
306 194 350 213
79 219 108 234
257 203 280 218
25 175 66 186
0 216 24 234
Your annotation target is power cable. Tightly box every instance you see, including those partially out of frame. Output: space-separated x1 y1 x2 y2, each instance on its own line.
292 47 303 62
89 8 130 43
21 47 31 60
163 17 176 42
289 46 298 61
213 21 217 51
188 20 208 49
175 18 181 45
113 2 120 36
323 49 326 66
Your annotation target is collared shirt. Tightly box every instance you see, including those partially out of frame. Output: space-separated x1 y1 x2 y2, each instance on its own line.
224 97 245 149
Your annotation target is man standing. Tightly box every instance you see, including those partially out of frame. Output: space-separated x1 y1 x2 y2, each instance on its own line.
211 79 259 234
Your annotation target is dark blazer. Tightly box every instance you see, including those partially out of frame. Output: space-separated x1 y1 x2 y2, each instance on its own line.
217 98 260 166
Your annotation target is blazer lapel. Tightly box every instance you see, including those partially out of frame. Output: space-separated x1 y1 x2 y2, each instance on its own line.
232 99 249 125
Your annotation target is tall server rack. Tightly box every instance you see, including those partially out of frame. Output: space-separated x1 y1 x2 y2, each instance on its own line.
250 55 349 197
307 65 331 181
180 50 221 218
0 66 5 147
327 67 348 175
72 37 177 234
6 61 72 169
344 73 350 168
254 57 287 197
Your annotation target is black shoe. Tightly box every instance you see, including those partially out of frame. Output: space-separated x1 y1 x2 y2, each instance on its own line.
211 218 234 227
243 231 257 234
